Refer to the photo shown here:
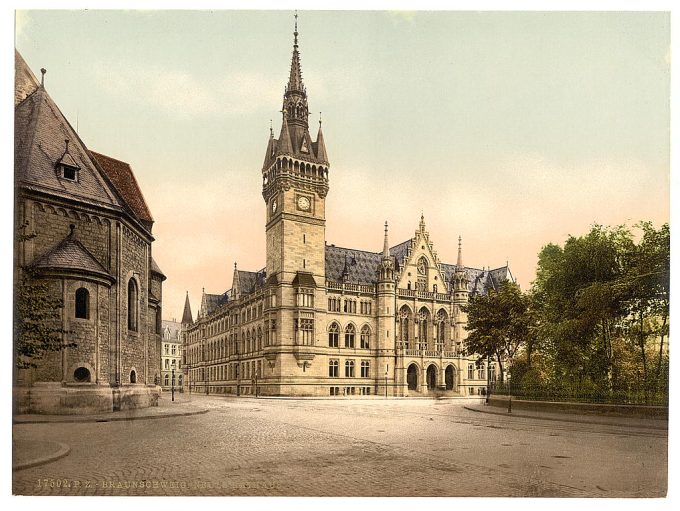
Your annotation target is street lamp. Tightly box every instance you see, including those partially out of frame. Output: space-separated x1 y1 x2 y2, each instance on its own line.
171 368 175 402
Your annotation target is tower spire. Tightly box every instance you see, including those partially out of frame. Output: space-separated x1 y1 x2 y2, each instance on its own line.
181 291 193 325
383 221 390 259
456 235 463 267
286 11 305 96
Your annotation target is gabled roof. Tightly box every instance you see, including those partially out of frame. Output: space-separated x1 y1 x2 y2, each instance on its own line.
90 151 154 227
31 228 114 282
161 320 181 340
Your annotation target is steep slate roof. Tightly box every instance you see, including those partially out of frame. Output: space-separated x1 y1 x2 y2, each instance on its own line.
15 50 39 106
15 55 123 213
161 320 181 340
325 244 383 284
203 292 230 316
90 151 154 226
150 257 166 279
237 269 267 294
31 229 113 282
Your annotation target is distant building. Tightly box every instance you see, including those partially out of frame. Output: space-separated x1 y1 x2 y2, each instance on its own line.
14 51 164 414
160 320 183 391
180 22 512 397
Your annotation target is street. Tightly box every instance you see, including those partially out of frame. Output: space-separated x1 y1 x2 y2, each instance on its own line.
12 395 667 497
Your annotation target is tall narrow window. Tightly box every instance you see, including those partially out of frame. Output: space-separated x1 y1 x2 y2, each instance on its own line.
75 287 89 319
328 322 339 347
127 278 138 331
360 325 371 349
345 324 356 348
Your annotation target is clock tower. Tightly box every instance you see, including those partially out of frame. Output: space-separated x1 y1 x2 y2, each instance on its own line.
262 15 329 286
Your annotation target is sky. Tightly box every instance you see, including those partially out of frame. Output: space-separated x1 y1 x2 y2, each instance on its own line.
14 9 670 323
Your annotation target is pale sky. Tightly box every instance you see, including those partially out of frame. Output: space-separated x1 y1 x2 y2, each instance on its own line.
14 10 670 323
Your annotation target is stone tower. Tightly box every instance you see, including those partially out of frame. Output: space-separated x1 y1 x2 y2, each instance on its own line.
376 222 397 395
261 15 330 387
452 236 469 350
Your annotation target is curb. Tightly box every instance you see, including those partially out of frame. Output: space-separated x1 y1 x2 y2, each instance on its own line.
13 441 71 471
463 405 668 431
13 408 209 425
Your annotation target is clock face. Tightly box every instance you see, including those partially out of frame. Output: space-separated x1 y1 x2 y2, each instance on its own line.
271 199 278 213
297 196 311 211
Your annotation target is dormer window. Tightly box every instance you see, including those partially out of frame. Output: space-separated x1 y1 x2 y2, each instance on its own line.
56 139 80 182
60 163 78 181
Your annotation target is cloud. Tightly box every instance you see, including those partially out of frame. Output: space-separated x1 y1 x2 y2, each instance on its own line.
93 61 282 119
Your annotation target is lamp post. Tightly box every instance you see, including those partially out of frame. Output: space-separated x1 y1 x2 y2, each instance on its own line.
486 355 490 405
171 368 175 402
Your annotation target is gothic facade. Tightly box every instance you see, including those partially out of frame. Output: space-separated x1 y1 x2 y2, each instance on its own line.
181 23 512 398
14 51 164 413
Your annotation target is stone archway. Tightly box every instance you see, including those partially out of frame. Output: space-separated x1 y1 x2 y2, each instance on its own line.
407 363 419 391
426 364 437 390
445 365 455 390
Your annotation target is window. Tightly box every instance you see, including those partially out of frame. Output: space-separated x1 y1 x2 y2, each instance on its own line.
360 325 370 349
75 287 89 319
345 360 355 377
343 299 356 314
328 323 339 347
172 345 176 355
360 301 372 315
468 363 474 380
417 308 429 350
344 324 355 348
329 359 339 377
328 297 341 312
398 306 411 349
297 288 314 308
165 344 169 355
330 386 340 396
360 387 371 395
164 374 169 386
127 278 138 331
165 359 169 369
360 360 370 378
130 370 137 383
477 363 485 381
59 163 79 181
296 318 314 345
73 366 90 382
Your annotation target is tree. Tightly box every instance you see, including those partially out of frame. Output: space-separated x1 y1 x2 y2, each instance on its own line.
531 224 632 387
463 280 533 383
14 224 74 370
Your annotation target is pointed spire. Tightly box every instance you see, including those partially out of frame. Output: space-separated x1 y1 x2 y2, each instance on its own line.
456 235 463 268
383 221 390 258
278 108 293 153
286 10 304 94
181 291 193 325
315 116 328 163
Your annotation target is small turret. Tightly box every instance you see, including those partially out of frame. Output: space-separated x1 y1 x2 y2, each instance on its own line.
181 291 193 325
453 236 469 302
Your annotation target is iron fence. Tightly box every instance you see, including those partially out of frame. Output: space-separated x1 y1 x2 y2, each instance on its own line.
490 382 668 407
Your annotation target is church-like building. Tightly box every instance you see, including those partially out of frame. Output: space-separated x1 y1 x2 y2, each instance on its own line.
181 21 512 397
14 51 164 413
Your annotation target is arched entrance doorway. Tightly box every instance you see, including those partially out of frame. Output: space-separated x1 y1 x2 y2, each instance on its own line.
426 364 437 390
445 365 455 390
407 364 419 391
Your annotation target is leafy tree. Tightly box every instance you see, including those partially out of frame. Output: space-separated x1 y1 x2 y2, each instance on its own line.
463 280 533 382
14 224 74 370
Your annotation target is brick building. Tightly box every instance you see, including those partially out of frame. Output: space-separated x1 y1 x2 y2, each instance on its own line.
181 21 512 397
14 51 164 413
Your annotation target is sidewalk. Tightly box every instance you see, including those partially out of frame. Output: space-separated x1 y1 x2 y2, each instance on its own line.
464 403 668 431
13 394 209 424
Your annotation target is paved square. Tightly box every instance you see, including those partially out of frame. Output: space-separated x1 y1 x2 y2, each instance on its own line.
12 395 667 497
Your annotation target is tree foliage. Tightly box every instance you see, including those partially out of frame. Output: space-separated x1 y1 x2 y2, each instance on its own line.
463 280 534 382
14 224 75 370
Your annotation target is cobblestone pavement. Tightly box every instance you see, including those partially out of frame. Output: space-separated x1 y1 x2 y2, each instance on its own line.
12 395 667 497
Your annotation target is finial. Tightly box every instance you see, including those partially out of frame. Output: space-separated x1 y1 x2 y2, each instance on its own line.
383 221 390 258
234 261 237 270
319 111 322 127
294 10 299 46
64 139 70 153
456 235 463 268
269 119 273 136
40 68 46 87
68 223 76 238
384 220 388 233
458 235 462 249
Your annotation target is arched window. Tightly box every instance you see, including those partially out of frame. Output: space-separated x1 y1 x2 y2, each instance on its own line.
127 278 138 331
164 374 169 386
344 324 356 348
75 287 89 319
436 310 447 352
417 308 430 350
360 325 371 349
130 369 137 384
328 322 339 347
398 306 411 349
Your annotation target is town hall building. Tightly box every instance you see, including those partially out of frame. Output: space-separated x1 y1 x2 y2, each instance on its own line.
181 20 512 397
